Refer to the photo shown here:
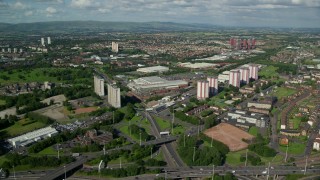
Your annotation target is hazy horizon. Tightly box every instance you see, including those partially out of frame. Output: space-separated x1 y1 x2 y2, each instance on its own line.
0 0 319 28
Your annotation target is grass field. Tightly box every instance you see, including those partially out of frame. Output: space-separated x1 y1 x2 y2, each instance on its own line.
248 126 259 136
226 150 246 166
0 68 59 85
272 87 297 99
0 99 5 106
37 146 57 155
290 117 302 129
154 117 185 135
259 66 279 78
0 155 8 166
279 143 306 155
0 119 47 137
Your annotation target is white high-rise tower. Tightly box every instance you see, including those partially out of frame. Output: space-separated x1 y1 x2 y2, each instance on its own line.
47 37 51 45
94 75 105 96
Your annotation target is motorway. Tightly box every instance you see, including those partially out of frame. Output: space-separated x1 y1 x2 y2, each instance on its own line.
144 111 185 167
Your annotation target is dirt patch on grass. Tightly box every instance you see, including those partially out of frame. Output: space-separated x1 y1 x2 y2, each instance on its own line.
204 123 254 151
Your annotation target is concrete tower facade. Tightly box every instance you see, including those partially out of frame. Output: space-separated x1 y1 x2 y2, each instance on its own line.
249 64 259 80
229 70 240 88
112 42 119 53
41 38 45 46
239 67 250 84
107 84 121 108
94 75 105 96
197 81 209 100
47 37 51 45
207 76 218 96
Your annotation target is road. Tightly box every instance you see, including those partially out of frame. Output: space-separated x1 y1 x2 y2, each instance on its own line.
144 111 185 167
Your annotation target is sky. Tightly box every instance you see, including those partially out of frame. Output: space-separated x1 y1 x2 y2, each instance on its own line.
0 0 319 28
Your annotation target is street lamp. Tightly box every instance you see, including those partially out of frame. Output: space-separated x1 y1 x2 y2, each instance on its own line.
192 147 196 162
64 165 66 180
12 165 16 180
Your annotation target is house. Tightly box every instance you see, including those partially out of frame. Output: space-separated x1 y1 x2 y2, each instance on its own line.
313 137 320 151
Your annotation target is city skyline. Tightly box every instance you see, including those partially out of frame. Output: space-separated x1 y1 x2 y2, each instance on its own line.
0 0 319 28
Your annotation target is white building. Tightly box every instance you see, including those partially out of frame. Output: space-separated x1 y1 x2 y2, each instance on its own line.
313 137 320 151
19 48 23 53
137 66 169 73
41 37 45 46
229 70 240 87
94 75 105 96
7 126 58 148
13 48 17 53
7 48 11 53
127 76 188 93
197 80 209 100
107 84 121 108
1 48 4 53
207 76 218 96
47 37 51 45
239 67 250 84
112 42 119 53
249 64 259 80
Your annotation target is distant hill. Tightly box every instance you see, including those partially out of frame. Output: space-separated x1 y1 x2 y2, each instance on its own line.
0 21 219 33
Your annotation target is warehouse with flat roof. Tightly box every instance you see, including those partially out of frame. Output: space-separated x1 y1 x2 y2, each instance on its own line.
128 76 188 93
7 126 58 148
136 66 169 73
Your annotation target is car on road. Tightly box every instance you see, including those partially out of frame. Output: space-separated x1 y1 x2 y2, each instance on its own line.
262 170 267 174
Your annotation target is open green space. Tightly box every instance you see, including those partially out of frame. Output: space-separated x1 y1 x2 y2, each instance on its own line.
0 155 8 166
36 146 57 155
279 143 306 155
0 118 47 137
271 87 297 99
154 117 185 135
0 99 5 106
0 68 59 85
259 66 279 78
119 125 140 142
154 117 171 131
290 117 302 129
226 150 246 166
0 67 93 86
249 126 259 136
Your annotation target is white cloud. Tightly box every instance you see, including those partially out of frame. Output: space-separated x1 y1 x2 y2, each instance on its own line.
12 2 26 10
70 0 99 9
46 7 57 14
25 11 33 16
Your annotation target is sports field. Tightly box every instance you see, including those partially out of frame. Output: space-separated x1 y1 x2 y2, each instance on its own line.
204 123 254 151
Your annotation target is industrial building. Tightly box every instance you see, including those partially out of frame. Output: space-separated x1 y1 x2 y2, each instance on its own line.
197 80 209 100
112 42 119 53
229 70 240 87
224 110 268 129
127 76 188 96
107 84 121 108
7 126 58 148
136 66 169 73
94 75 105 96
178 62 218 69
207 76 218 96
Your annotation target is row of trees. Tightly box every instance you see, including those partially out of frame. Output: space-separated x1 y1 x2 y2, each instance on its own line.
28 128 86 153
177 134 229 166
248 134 276 157
129 124 155 141
2 153 75 169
